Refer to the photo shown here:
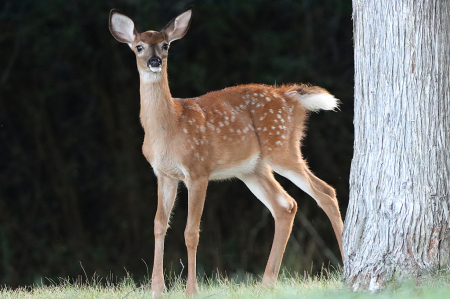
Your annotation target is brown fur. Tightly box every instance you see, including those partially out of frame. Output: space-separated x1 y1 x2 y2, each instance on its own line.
139 30 165 44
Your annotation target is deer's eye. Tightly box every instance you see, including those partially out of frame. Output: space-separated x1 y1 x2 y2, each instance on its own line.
162 43 169 51
136 45 143 52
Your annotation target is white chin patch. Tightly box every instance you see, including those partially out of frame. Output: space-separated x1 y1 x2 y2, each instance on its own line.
150 66 162 73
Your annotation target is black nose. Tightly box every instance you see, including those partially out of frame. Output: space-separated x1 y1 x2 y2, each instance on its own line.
148 56 162 68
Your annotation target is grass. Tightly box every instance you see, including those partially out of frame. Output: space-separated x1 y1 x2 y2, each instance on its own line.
2 269 450 299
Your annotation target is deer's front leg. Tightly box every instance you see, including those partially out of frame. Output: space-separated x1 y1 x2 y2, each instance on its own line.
184 177 209 296
151 174 178 298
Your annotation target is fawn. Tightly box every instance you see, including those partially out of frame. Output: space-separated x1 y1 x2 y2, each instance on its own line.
109 6 343 297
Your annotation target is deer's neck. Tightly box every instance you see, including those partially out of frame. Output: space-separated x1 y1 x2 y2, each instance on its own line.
139 67 180 135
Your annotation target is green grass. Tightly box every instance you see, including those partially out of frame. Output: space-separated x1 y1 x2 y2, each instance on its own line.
2 270 450 299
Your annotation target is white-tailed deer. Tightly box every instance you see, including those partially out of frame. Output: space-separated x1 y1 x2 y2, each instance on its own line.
109 6 343 297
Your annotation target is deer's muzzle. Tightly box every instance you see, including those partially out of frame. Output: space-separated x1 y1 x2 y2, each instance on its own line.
148 56 162 67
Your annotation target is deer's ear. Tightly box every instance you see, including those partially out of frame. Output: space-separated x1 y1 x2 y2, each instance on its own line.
109 9 137 47
162 6 193 43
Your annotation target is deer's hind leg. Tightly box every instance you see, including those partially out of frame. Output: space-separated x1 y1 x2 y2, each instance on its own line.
267 152 344 258
239 164 298 286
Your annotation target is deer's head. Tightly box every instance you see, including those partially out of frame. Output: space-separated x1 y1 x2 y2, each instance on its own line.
109 7 193 74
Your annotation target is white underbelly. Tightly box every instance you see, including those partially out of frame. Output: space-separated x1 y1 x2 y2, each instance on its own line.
209 154 260 180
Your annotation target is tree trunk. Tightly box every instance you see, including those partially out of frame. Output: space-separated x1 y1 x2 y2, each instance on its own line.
343 0 450 291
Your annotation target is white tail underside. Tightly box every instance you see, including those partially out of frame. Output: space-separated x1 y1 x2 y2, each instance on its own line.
285 91 339 112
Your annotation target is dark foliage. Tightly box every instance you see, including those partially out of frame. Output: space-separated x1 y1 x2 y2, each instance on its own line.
0 0 353 286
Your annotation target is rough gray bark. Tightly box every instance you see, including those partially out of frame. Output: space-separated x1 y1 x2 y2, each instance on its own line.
343 0 450 291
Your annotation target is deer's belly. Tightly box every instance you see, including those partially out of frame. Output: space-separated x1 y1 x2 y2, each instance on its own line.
209 154 260 181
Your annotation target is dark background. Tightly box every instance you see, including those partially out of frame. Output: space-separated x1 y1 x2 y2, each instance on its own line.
0 0 353 287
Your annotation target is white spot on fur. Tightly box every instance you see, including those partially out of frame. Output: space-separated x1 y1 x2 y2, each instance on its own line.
207 122 215 130
265 97 271 102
